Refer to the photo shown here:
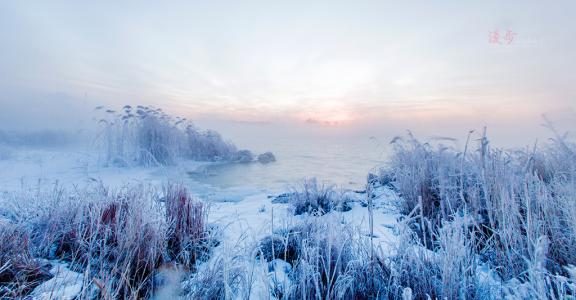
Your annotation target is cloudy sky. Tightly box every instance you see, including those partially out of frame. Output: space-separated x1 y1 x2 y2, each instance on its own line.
0 1 574 142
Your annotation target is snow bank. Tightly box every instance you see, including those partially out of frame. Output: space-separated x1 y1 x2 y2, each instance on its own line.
30 262 83 300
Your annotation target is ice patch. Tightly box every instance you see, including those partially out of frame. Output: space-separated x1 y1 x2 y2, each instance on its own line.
30 262 83 300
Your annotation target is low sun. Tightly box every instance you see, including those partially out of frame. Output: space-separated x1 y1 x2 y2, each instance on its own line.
304 111 353 126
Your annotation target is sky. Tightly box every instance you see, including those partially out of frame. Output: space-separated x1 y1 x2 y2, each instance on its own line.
0 1 575 145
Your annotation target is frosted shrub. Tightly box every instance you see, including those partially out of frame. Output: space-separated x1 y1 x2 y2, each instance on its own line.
387 214 489 299
165 184 215 270
185 128 237 161
386 133 466 222
384 127 576 298
0 225 52 298
257 234 299 263
136 112 180 165
291 220 391 299
289 178 338 215
435 214 477 299
96 105 238 166
183 253 252 299
235 149 254 163
257 218 392 299
391 241 441 299
32 187 166 298
0 183 214 299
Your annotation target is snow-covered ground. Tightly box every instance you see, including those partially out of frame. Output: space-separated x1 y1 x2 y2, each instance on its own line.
0 148 204 190
0 147 402 299
29 261 84 300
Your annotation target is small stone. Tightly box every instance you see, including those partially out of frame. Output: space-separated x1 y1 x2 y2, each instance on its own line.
257 152 276 164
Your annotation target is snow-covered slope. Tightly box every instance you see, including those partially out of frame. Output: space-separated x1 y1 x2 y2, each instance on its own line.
1 147 403 299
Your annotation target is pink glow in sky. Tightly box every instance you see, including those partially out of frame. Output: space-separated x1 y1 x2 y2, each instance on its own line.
0 1 575 144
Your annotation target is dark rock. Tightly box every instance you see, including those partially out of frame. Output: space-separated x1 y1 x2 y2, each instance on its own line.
257 152 276 164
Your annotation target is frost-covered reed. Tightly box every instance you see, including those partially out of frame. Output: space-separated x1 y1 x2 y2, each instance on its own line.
253 215 393 299
288 178 352 215
95 105 239 166
382 126 576 298
0 183 213 299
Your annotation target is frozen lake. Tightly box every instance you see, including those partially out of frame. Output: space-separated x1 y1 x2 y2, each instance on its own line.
188 134 388 191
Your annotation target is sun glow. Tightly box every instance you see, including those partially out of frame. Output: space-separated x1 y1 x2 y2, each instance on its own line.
303 110 354 126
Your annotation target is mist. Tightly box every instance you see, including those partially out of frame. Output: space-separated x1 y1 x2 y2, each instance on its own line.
1 1 575 149
2 2 576 299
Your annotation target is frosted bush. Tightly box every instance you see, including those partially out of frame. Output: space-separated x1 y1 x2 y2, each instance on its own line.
182 253 252 299
383 126 576 298
95 105 239 166
288 178 338 215
0 225 53 298
0 183 216 299
235 149 254 163
257 218 392 299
